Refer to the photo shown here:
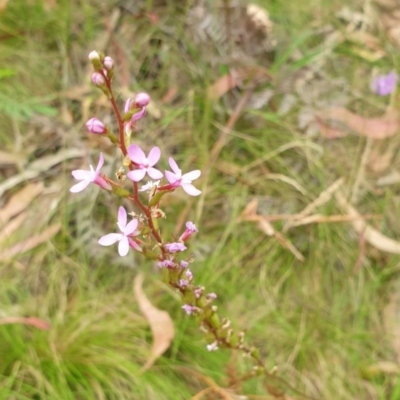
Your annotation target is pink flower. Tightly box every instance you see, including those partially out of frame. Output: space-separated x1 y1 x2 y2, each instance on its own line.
98 206 140 257
126 144 163 182
158 260 175 268
179 221 198 241
130 92 150 122
182 304 197 315
164 242 187 253
70 153 111 193
86 117 107 134
91 72 105 86
371 71 398 96
165 158 201 196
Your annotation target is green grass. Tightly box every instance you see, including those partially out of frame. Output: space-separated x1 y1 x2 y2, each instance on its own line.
1 0 400 398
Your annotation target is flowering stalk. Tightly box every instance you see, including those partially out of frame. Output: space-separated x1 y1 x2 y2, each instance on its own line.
69 51 297 398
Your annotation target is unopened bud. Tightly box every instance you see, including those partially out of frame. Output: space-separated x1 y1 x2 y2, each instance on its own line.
86 117 107 134
88 51 100 61
91 72 105 86
134 92 150 107
103 56 114 70
124 98 132 114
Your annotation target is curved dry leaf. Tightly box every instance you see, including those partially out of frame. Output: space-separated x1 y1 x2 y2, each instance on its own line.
0 316 50 330
335 191 400 254
134 273 175 371
0 183 44 226
0 223 61 260
317 107 400 139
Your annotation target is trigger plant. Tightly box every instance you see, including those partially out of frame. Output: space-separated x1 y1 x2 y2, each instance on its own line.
69 50 294 399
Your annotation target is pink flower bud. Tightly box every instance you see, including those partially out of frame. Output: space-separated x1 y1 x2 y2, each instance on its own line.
164 242 187 253
134 92 150 107
179 221 198 242
91 72 105 86
103 56 114 70
86 118 107 134
124 98 132 114
88 51 100 61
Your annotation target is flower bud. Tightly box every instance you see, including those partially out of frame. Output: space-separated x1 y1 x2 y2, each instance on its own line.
134 92 150 107
91 72 105 86
86 117 107 134
88 51 100 61
179 221 198 242
124 98 132 114
103 56 114 70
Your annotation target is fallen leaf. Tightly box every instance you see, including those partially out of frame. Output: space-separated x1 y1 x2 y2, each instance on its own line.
0 224 61 260
335 191 400 254
317 107 400 139
134 273 175 371
0 183 44 226
0 212 26 243
368 146 395 173
0 148 84 198
284 178 344 231
0 0 9 14
208 73 238 100
377 171 400 186
239 199 305 261
0 316 50 330
208 67 272 100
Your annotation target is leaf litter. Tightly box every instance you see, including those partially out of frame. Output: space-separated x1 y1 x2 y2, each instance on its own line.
134 273 175 371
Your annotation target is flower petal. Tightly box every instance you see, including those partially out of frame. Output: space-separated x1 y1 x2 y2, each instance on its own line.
127 169 146 182
96 153 105 173
182 170 201 182
147 168 163 180
128 144 145 164
165 170 179 184
72 170 91 180
168 157 181 175
124 218 138 236
182 183 201 196
94 176 112 190
118 236 130 256
70 180 90 193
148 147 161 166
117 206 127 230
99 233 122 246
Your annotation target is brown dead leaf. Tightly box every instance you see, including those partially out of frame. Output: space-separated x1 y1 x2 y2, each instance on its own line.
335 191 400 254
0 223 61 260
0 213 26 243
208 67 272 100
208 74 238 100
134 273 175 371
239 199 305 261
317 107 400 139
368 146 395 173
0 183 44 226
0 0 9 14
0 316 50 330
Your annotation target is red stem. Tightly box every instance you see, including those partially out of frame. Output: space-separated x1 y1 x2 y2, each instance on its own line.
103 73 165 256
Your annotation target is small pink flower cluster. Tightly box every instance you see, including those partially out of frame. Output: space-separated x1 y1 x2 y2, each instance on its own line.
69 51 227 355
69 53 202 258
